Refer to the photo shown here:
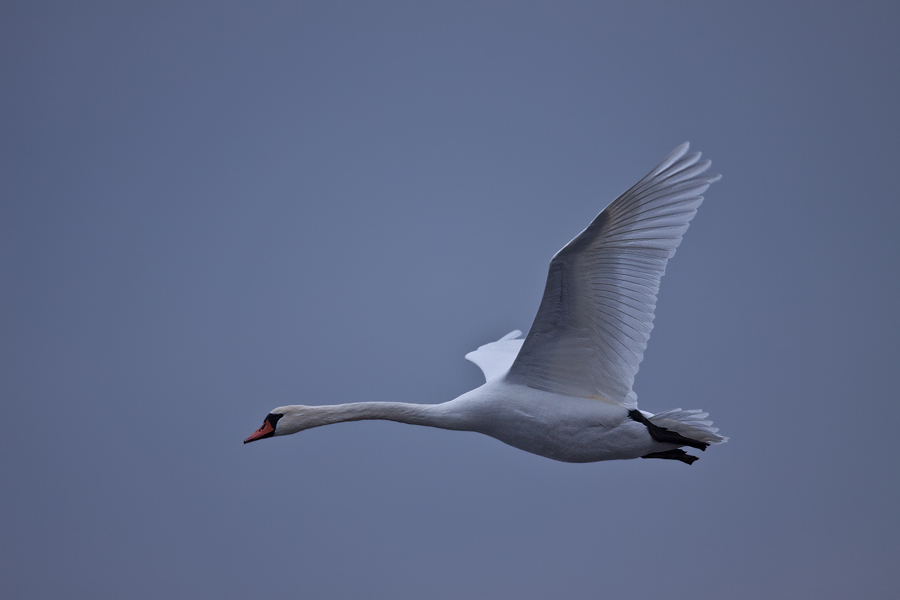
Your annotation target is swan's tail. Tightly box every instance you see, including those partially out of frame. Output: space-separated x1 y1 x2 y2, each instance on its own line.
646 409 728 445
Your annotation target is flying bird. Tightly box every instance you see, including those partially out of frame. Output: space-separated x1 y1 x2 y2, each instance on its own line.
245 143 726 464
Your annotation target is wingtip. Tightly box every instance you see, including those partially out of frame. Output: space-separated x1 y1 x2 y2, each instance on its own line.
650 142 692 177
668 142 691 162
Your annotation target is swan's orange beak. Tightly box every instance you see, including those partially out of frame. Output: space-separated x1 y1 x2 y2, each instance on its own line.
244 420 275 444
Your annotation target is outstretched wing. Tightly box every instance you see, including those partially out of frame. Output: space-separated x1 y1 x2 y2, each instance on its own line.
465 330 524 382
506 143 720 409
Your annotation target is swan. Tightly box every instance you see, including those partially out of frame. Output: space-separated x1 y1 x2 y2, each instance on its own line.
245 143 726 464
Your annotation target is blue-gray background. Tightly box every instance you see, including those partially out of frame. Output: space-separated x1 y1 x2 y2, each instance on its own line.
3 2 898 598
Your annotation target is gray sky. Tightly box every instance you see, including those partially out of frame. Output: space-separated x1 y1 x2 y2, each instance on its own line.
2 1 899 598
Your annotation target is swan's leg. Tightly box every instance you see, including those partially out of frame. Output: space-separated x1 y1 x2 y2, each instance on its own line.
641 449 698 465
627 410 710 451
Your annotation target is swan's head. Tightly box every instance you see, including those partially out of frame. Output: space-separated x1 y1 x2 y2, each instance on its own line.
243 405 308 443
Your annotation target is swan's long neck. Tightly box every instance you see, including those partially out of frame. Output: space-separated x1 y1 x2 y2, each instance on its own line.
278 400 476 436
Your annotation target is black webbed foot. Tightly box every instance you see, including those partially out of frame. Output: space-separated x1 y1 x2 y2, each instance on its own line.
641 449 699 465
628 410 710 451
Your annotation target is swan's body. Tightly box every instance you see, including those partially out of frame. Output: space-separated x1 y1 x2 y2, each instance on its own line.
246 143 726 464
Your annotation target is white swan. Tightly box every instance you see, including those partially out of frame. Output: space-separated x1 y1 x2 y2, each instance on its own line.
245 143 726 464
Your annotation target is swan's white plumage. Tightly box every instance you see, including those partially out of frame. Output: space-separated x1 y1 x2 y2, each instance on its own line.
464 330 524 382
507 143 721 409
247 143 727 464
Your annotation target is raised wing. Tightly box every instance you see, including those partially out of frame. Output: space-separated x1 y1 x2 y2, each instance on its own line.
506 143 720 409
465 330 524 382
